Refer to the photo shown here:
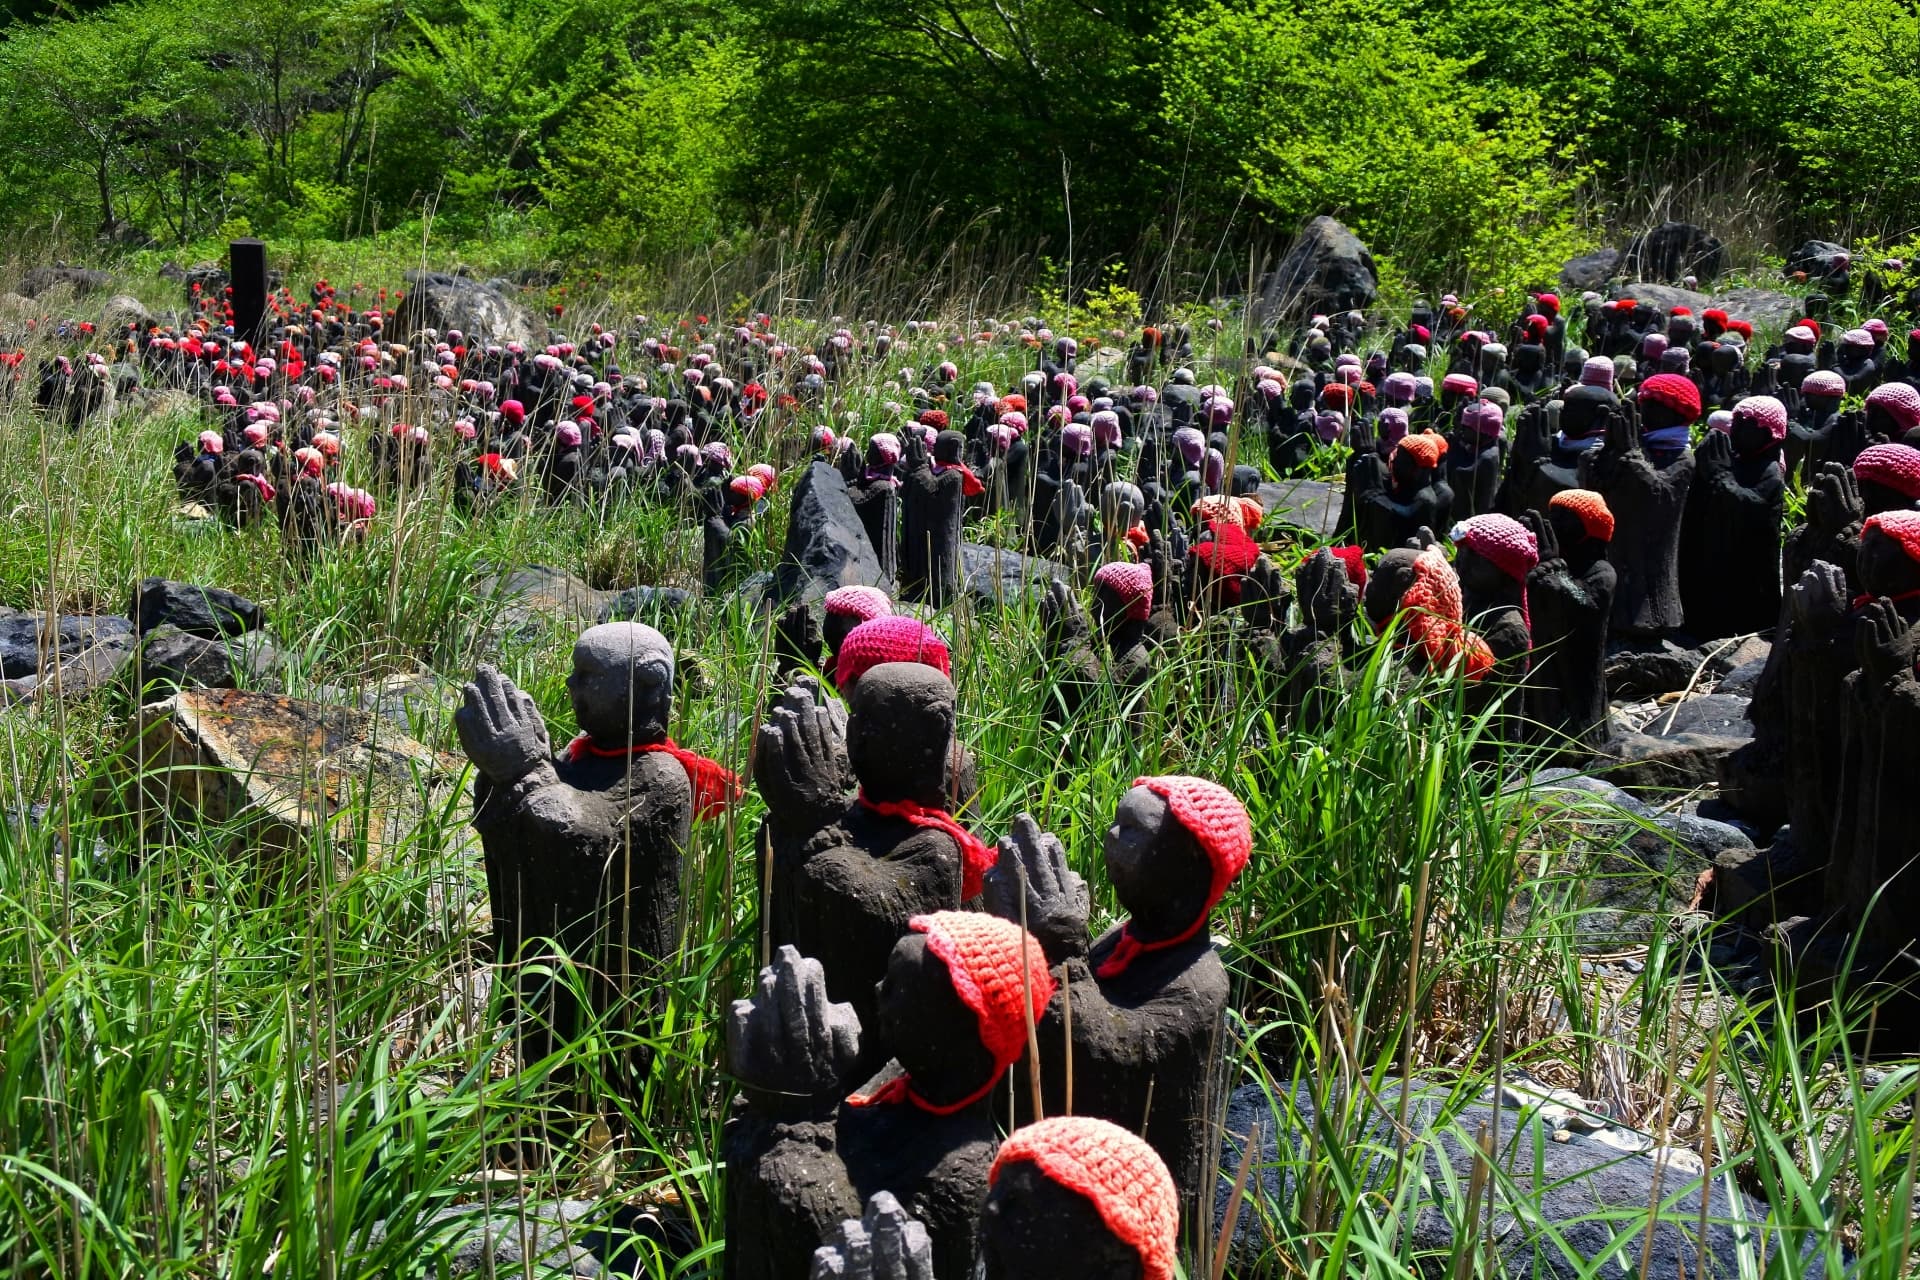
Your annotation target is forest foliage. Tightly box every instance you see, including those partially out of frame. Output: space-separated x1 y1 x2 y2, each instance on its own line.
0 0 1914 289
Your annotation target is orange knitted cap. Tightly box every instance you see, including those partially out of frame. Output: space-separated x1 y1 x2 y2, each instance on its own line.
1192 493 1265 532
991 1116 1179 1280
1396 432 1448 470
909 912 1056 1075
1549 488 1615 543
1133 775 1252 917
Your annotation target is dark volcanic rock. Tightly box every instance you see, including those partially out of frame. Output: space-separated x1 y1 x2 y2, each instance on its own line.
0 612 136 680
18 264 110 298
960 542 1066 606
1623 222 1726 283
1260 216 1378 318
136 626 280 694
597 585 695 624
772 461 890 605
1606 639 1703 699
364 1197 672 1277
128 578 264 639
1650 692 1753 740
1217 1080 1821 1278
1560 248 1622 291
1599 728 1749 793
1786 240 1851 280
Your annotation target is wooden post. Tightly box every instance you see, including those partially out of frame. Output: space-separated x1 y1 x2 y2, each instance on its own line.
229 239 268 347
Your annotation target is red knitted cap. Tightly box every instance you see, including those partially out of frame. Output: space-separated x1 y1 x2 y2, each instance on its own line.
748 462 779 492
909 912 1055 1075
1702 308 1729 327
1864 511 1920 566
1193 493 1264 532
1550 488 1616 542
1441 373 1479 397
991 1117 1178 1280
1856 444 1920 499
834 617 951 690
1094 561 1154 620
1320 382 1354 410
1396 432 1448 470
1451 513 1539 582
1638 373 1702 422
1133 775 1252 918
1329 544 1368 588
1535 292 1560 314
1867 382 1920 431
824 584 893 621
1191 519 1260 578
1731 395 1789 443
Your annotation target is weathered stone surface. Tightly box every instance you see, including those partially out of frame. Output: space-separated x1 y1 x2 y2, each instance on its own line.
1787 240 1850 280
1256 478 1342 539
1609 282 1800 329
1716 657 1769 697
101 294 152 331
393 271 543 347
1217 1079 1823 1278
365 1197 670 1277
481 564 614 642
1605 639 1703 699
772 461 890 605
308 671 459 736
116 688 458 863
17 264 110 298
22 632 139 705
1648 692 1753 741
960 542 1066 606
1705 635 1770 676
1598 728 1749 792
1560 248 1622 291
128 578 264 638
597 585 695 624
1259 216 1378 318
136 626 280 694
0 612 135 680
1623 222 1725 283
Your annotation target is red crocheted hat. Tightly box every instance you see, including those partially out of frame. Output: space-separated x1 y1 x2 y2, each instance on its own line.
1451 513 1539 583
1864 510 1920 566
1094 561 1154 620
834 617 951 690
1638 373 1702 422
1441 373 1479 397
1867 382 1920 431
1534 292 1560 315
1549 488 1616 542
909 912 1055 1075
748 462 778 492
1396 432 1448 470
1133 775 1251 919
1191 519 1260 578
1855 444 1920 500
991 1116 1178 1280
1193 494 1264 533
1329 544 1368 589
1320 382 1354 410
1731 395 1789 443
824 584 893 621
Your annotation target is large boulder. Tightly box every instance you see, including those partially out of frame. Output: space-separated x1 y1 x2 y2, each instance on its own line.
0 610 135 680
366 1197 676 1278
1560 248 1622 291
135 626 281 695
1217 1079 1823 1278
1255 478 1342 539
17 264 110 299
101 294 153 331
480 564 615 643
1609 282 1800 329
128 578 264 639
112 688 460 868
1260 216 1378 318
771 461 890 605
1622 221 1726 283
960 543 1067 607
393 271 542 347
1786 240 1850 281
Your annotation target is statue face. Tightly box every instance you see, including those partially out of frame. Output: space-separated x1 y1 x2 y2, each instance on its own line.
568 623 673 746
1454 544 1507 599
1859 528 1920 598
979 1161 1145 1280
1547 505 1589 554
1104 785 1172 904
875 933 995 1090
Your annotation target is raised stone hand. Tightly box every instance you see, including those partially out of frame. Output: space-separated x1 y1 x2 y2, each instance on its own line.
1240 556 1291 632
1694 426 1734 474
809 1192 935 1280
727 944 862 1099
1295 547 1358 639
1856 599 1919 686
774 599 823 673
1602 401 1640 456
1789 561 1851 645
1520 508 1560 566
454 663 552 786
1807 463 1863 537
1038 577 1090 646
983 813 1090 964
902 428 930 473
1405 524 1439 551
1347 412 1375 454
1515 400 1551 459
753 679 854 829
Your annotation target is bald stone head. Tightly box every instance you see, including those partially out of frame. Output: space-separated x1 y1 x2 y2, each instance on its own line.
846 661 955 806
568 622 674 747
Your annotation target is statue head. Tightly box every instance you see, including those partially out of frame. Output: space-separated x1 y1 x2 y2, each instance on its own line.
567 622 673 747
1859 512 1920 599
847 661 956 806
935 428 966 465
981 1117 1177 1280
1104 777 1249 944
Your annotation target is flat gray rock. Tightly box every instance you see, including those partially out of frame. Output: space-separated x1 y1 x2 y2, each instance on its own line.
0 612 135 680
1256 478 1343 539
960 542 1065 607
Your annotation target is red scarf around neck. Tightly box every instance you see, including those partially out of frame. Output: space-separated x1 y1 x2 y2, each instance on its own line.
856 790 993 899
846 1069 997 1115
933 460 986 497
565 734 742 820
